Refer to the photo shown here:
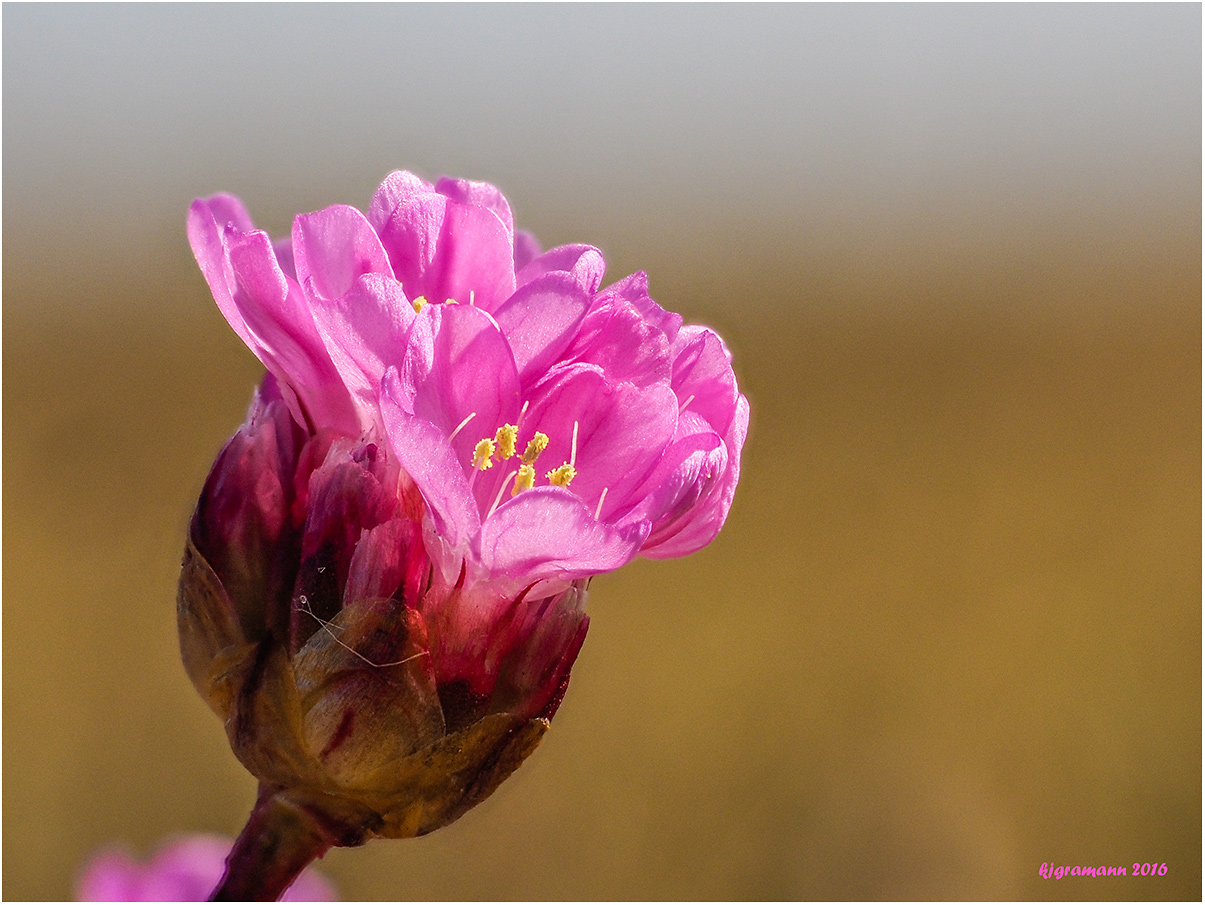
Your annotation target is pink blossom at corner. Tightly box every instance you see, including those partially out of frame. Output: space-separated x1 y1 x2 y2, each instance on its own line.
75 835 336 902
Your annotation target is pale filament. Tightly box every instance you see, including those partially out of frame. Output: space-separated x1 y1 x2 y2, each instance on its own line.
488 468 519 519
594 487 609 521
448 411 477 443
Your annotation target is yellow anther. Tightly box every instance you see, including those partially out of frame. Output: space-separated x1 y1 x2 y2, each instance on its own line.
547 463 577 487
412 296 428 313
512 464 535 496
494 424 518 460
472 438 495 470
444 297 459 305
521 432 549 465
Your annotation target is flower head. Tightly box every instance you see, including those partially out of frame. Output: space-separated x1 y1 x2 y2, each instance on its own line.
182 172 747 878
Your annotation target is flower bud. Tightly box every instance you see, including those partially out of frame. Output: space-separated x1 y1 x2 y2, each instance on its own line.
179 378 583 846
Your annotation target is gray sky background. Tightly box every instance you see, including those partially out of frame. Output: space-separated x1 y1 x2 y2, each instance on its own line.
4 3 1200 313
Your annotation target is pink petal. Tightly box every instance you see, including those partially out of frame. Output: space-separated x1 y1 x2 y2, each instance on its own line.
273 237 297 281
565 273 678 387
671 326 740 436
628 326 747 558
478 488 648 588
281 868 338 902
306 272 415 417
490 272 591 387
293 204 395 302
76 836 337 902
197 192 255 233
367 171 517 311
225 228 359 435
380 368 482 549
396 304 521 470
429 195 517 310
626 418 727 548
435 176 514 236
601 271 683 343
189 197 358 435
643 393 749 559
76 849 143 901
513 229 542 272
140 836 232 902
367 170 444 301
187 197 264 359
522 364 678 519
516 244 606 294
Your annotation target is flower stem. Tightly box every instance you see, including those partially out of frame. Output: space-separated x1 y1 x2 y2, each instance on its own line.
210 788 334 901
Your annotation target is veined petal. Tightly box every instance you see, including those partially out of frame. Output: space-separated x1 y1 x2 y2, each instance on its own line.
190 195 352 432
477 487 648 588
222 225 359 435
598 272 682 343
622 272 682 341
293 204 395 302
434 176 514 236
188 196 263 358
671 325 740 437
367 170 444 300
397 304 522 469
566 272 677 387
368 171 517 311
516 244 606 295
490 272 591 387
522 364 678 517
430 193 516 311
642 393 748 559
307 272 415 418
380 367 482 549
621 416 726 543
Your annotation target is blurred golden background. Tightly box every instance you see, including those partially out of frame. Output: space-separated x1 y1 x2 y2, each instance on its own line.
5 5 1200 900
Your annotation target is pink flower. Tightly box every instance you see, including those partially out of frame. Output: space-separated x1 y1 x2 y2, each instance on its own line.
180 172 747 886
75 835 335 901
